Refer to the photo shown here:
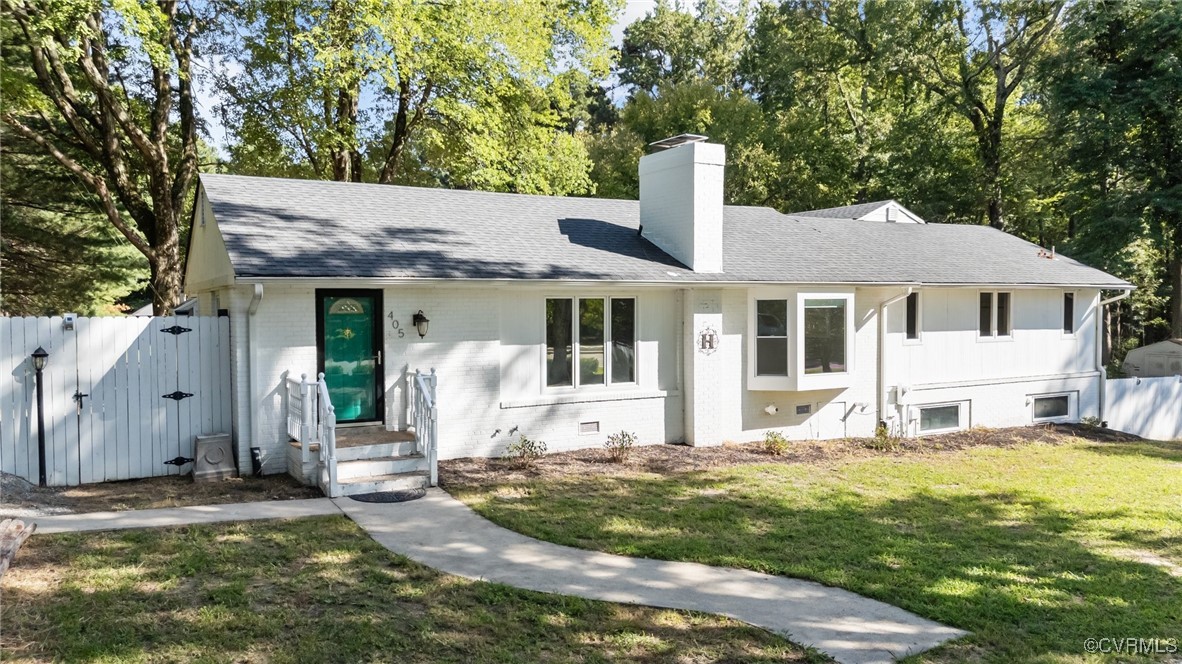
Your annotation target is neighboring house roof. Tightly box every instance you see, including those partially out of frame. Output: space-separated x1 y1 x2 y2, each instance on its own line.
793 200 925 224
197 174 1131 288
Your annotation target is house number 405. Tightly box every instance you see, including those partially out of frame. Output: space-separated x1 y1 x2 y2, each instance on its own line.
387 312 405 338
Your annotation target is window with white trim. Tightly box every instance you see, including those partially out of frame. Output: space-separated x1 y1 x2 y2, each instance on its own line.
802 298 848 374
755 299 789 376
979 291 1012 338
1032 394 1071 422
546 297 636 389
905 291 920 341
917 402 966 433
1062 292 1075 335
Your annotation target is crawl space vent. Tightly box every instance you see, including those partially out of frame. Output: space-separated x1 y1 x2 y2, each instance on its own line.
579 421 600 435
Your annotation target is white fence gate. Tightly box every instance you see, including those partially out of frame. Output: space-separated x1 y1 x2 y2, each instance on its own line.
0 316 231 486
1107 375 1182 441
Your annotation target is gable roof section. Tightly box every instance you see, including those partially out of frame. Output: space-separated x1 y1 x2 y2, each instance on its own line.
795 200 925 223
197 174 1131 288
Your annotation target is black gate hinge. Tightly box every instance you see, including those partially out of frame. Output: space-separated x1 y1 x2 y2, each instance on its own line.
161 325 191 335
163 391 193 401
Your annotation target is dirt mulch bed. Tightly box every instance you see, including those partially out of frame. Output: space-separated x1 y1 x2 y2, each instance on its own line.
440 424 1144 490
0 472 322 518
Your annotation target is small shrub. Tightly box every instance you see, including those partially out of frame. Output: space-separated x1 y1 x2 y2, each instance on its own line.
1080 416 1102 427
866 422 902 451
763 431 789 456
503 435 547 468
604 430 638 463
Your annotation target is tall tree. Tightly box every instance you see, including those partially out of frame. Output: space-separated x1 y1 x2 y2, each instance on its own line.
1 0 202 313
617 0 750 95
1042 0 1182 338
213 0 617 194
1 127 145 315
901 0 1064 230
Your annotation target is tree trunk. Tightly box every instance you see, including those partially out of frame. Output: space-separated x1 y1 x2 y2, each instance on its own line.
1171 229 1182 338
151 217 183 315
983 120 1005 230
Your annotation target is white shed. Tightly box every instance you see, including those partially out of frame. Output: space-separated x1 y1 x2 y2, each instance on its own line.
1124 339 1182 377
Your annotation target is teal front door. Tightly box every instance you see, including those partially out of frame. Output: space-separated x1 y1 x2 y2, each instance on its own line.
316 290 384 423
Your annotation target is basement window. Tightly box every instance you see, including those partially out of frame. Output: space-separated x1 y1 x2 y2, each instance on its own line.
918 403 965 434
1032 394 1072 423
546 297 636 389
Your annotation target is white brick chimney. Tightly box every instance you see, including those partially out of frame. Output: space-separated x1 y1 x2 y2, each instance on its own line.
639 136 725 273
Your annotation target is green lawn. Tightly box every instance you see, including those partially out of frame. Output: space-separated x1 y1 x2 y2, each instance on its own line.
1 516 826 663
451 437 1182 663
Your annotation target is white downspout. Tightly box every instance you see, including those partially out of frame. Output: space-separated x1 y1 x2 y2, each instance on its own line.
247 283 264 472
1096 289 1131 425
878 287 913 432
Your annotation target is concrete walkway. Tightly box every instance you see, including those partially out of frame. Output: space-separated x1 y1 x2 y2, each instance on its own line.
33 498 339 534
336 489 967 664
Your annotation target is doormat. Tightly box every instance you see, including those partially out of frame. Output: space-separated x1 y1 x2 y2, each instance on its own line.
349 488 427 503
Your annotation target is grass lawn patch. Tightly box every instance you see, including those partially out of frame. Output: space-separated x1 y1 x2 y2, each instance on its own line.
0 516 827 663
450 435 1182 663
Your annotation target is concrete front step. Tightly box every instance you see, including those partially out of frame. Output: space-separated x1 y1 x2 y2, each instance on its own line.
337 440 418 461
338 471 429 495
336 454 427 481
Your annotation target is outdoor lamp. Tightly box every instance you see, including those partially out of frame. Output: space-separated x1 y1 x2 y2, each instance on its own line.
412 310 430 338
31 346 48 487
31 346 48 372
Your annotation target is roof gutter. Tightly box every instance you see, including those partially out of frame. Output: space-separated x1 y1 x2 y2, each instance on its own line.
233 276 1133 290
878 287 913 432
1096 289 1132 425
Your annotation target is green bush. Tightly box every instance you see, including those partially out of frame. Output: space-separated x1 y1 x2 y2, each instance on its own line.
604 430 638 463
503 435 547 468
865 422 902 451
763 431 789 456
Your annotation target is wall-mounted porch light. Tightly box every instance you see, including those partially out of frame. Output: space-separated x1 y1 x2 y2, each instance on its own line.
412 310 430 338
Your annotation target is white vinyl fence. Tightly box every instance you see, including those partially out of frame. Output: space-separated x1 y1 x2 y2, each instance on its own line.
0 316 231 486
1107 375 1182 441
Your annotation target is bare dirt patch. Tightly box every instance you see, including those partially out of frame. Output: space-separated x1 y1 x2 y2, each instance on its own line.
0 472 321 517
440 424 1142 490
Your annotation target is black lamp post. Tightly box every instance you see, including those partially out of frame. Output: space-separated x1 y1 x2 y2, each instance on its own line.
31 346 48 487
412 310 430 338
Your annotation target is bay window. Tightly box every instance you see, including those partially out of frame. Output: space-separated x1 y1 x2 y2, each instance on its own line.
546 297 636 389
803 298 848 374
749 290 856 391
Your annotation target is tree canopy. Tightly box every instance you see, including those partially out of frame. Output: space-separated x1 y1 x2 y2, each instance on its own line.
2 0 1178 357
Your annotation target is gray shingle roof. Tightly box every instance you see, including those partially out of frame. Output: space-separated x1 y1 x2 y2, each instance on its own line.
792 200 896 219
198 174 1131 288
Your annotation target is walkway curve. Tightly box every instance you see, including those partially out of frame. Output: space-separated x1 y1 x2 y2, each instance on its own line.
336 489 966 664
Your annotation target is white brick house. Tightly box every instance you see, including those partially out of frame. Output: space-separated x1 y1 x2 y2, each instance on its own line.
183 135 1132 496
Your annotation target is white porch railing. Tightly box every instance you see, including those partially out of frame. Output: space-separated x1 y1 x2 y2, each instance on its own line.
285 372 340 497
411 368 439 486
286 373 320 467
315 373 340 497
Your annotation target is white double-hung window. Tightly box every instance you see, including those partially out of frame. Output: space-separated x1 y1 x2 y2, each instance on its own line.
545 297 636 389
